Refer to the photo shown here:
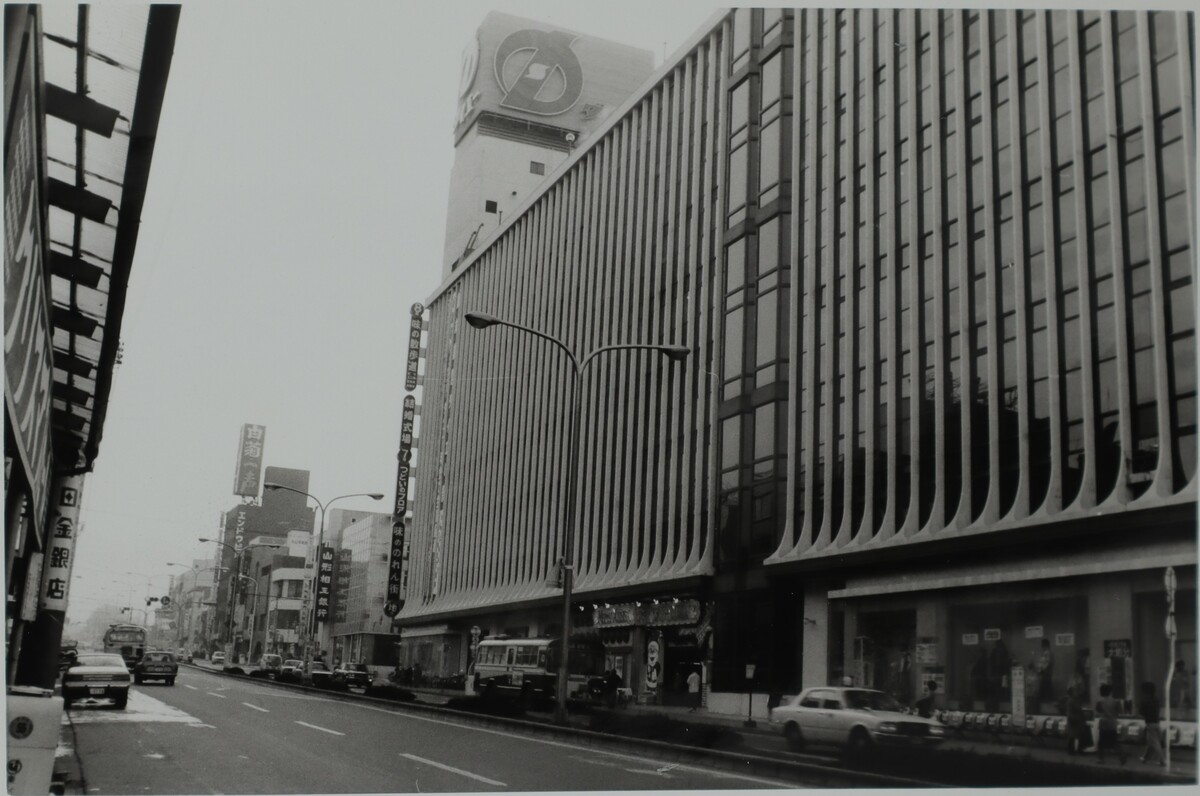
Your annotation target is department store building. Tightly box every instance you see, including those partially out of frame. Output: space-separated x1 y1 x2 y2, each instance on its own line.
397 8 1197 721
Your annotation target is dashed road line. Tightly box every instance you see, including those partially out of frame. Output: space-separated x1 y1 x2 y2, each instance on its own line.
401 753 506 787
295 720 343 736
242 703 269 713
207 692 227 699
184 684 199 690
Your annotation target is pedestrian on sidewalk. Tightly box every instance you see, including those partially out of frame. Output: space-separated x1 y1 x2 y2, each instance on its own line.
1138 681 1165 766
915 680 938 718
1064 684 1089 755
687 667 702 712
1095 683 1126 764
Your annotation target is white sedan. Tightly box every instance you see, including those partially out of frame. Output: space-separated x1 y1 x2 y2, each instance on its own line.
770 686 946 755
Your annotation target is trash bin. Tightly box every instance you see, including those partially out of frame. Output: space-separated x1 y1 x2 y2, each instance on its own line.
7 685 64 795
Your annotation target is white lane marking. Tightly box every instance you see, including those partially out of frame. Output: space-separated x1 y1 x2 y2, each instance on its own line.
401 753 506 787
66 691 205 726
295 720 344 736
184 684 199 690
206 692 227 699
242 702 269 712
347 701 794 789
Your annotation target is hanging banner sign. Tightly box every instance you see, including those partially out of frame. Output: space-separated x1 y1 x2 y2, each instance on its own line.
405 304 424 392
393 395 416 519
593 599 701 628
40 478 84 613
315 545 334 621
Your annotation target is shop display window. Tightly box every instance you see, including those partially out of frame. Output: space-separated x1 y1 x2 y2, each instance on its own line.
949 597 1088 715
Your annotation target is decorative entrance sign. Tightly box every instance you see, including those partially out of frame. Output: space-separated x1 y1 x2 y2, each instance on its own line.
961 633 979 646
983 628 1002 642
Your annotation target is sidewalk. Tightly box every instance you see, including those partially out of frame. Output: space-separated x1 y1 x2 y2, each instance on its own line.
606 699 1197 786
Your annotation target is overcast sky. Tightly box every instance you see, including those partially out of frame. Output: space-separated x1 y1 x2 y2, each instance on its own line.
65 0 720 623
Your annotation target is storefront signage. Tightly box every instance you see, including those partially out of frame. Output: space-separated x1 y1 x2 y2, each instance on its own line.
1055 633 1075 646
232 424 266 497
333 550 350 623
1104 639 1132 658
394 395 416 519
4 35 53 531
40 477 84 613
983 628 1002 642
315 545 334 622
233 507 247 554
494 28 584 117
405 304 423 392
914 643 938 665
593 599 700 628
385 515 406 618
1011 665 1026 726
961 633 979 646
1024 625 1044 639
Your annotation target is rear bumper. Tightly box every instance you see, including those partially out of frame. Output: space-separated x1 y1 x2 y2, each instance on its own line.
63 684 129 701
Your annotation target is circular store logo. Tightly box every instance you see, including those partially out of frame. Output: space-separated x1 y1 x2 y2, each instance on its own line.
493 29 584 116
8 716 33 741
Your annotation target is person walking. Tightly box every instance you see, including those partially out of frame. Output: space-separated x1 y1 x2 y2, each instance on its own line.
915 680 938 718
1138 681 1165 765
1064 685 1089 755
687 667 702 712
1095 683 1126 764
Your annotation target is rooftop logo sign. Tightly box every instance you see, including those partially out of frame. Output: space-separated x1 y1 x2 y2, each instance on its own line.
494 29 583 116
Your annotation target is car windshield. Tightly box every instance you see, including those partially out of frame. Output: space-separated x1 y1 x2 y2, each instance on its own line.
76 654 126 668
284 660 301 667
843 690 903 712
312 662 329 671
144 653 173 662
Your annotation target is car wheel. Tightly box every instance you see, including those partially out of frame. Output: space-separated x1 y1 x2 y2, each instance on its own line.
167 677 175 686
846 727 873 758
113 692 128 710
134 676 143 685
784 722 806 751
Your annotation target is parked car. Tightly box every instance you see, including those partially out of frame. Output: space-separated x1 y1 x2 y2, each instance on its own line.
304 660 333 688
211 651 226 666
770 687 946 755
279 659 303 682
133 650 178 685
176 647 193 663
58 641 79 672
257 654 283 677
62 652 132 709
332 662 374 690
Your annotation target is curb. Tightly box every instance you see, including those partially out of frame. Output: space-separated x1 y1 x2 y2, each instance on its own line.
52 712 85 796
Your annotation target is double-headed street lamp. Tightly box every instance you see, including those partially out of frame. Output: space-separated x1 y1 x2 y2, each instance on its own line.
261 483 384 661
464 310 689 724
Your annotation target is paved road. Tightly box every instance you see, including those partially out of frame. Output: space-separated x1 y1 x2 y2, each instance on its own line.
66 667 799 793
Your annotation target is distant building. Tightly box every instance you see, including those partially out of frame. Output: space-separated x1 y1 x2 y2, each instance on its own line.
441 11 655 274
326 512 400 673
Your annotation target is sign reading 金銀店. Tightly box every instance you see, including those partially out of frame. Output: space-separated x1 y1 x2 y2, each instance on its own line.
40 478 84 613
232 424 266 497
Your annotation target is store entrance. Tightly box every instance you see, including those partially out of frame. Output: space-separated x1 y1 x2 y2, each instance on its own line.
662 637 702 707
855 610 917 705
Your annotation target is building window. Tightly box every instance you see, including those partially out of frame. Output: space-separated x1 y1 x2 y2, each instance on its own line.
530 161 545 175
484 200 497 214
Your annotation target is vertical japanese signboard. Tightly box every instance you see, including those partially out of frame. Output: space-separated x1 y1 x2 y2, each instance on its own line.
232 424 266 497
333 550 350 623
39 477 84 613
5 20 53 532
405 303 423 391
315 545 334 622
387 304 423 618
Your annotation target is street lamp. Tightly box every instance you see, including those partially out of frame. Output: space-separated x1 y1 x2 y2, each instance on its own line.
236 573 262 661
464 309 689 724
261 483 384 661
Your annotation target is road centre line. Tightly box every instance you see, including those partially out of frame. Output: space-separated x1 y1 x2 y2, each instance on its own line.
400 753 506 787
295 720 344 736
346 701 794 788
242 703 269 713
206 693 226 698
184 685 198 690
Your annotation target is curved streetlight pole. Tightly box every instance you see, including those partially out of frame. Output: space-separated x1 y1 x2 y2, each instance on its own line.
261 484 384 661
464 310 689 724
